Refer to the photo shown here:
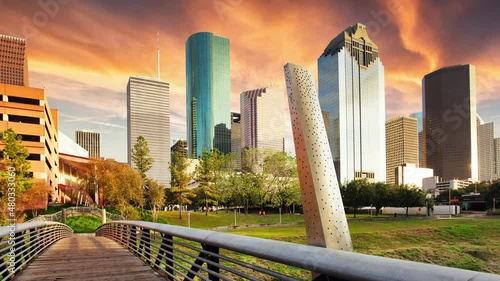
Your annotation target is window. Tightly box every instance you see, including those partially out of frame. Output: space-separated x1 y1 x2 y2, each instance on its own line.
8 115 39 124
20 134 40 142
27 154 41 161
8 96 39 105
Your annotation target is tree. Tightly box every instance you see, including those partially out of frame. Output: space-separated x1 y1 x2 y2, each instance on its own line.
146 179 165 222
169 151 195 219
79 158 106 206
131 136 154 180
264 151 300 212
195 149 227 215
485 180 500 210
0 129 33 224
340 179 373 218
19 180 51 218
371 182 394 216
242 147 271 212
234 172 259 215
394 185 426 217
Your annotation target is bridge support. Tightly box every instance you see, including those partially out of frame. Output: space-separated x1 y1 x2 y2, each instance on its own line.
102 208 106 224
61 208 66 224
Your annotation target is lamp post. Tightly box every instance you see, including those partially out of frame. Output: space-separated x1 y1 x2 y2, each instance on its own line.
448 187 451 217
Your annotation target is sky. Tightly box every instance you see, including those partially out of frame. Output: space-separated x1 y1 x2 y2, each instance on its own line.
1 0 499 162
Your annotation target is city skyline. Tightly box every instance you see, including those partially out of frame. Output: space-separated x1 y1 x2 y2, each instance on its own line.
1 1 500 162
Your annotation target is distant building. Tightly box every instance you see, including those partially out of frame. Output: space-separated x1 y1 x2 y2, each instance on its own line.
186 32 231 158
410 112 424 168
127 76 170 186
495 138 500 179
240 87 284 153
0 34 29 86
75 130 100 159
477 122 495 182
231 112 241 170
422 64 478 181
318 23 386 183
171 140 188 159
386 116 419 185
395 163 433 188
0 83 59 203
423 177 472 193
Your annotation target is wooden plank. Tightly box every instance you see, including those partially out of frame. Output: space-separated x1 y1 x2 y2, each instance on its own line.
14 236 165 281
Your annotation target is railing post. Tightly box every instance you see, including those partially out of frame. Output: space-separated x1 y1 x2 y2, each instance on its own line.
143 229 151 263
203 244 220 281
129 225 137 252
102 208 106 225
61 208 66 224
155 233 173 277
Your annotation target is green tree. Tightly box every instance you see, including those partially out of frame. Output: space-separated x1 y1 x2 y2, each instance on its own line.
146 179 165 222
340 179 373 218
485 180 500 210
131 136 154 180
394 184 426 217
372 182 394 216
0 129 33 224
242 147 271 212
195 149 227 215
264 151 300 212
235 172 259 215
170 151 195 219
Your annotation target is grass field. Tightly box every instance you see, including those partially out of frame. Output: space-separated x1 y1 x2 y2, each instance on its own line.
65 216 103 233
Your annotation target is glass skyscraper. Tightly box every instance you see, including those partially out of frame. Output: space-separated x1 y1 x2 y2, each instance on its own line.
318 23 386 183
422 64 478 181
186 32 231 158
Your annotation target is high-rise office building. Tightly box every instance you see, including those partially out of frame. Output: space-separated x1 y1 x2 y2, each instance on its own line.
318 23 386 183
75 130 100 159
240 87 284 153
127 76 170 186
422 64 478 181
495 138 500 179
171 140 188 159
230 112 241 170
186 32 231 158
477 121 495 182
385 117 419 185
410 112 424 167
0 34 29 86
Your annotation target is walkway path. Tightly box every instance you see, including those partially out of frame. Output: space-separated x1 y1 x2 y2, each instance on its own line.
14 236 164 281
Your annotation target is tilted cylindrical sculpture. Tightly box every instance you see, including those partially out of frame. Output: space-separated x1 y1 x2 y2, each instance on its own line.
284 63 352 251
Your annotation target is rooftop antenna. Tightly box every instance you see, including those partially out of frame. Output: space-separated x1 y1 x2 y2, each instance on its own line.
157 32 160 80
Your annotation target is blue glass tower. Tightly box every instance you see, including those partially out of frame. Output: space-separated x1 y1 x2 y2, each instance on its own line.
186 32 231 158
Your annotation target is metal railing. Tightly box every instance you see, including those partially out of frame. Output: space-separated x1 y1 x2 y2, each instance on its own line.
27 207 123 223
0 221 73 280
96 221 500 281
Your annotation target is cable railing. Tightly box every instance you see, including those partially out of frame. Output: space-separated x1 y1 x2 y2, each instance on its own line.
27 207 123 223
0 221 73 280
96 221 500 281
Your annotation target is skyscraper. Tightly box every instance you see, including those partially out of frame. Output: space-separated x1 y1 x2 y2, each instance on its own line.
410 112 424 167
385 117 419 185
422 64 478 181
0 34 29 86
495 138 500 179
75 130 100 159
318 23 386 183
230 112 241 170
240 87 284 153
127 76 170 186
186 32 230 158
477 122 494 182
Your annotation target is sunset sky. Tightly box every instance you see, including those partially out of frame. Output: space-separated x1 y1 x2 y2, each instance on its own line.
1 0 499 162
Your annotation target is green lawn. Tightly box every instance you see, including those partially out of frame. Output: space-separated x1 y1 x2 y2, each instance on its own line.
65 216 104 233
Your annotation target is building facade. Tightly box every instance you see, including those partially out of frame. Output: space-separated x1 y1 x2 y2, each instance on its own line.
171 140 188 159
477 122 495 182
395 163 433 188
409 112 424 167
230 112 241 170
0 34 29 86
495 138 500 180
318 23 386 183
422 65 478 181
75 130 100 159
240 88 284 153
385 116 419 185
186 32 231 158
127 76 170 186
0 83 59 202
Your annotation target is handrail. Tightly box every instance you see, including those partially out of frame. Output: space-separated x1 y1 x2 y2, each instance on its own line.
26 207 123 223
96 221 500 281
0 221 73 280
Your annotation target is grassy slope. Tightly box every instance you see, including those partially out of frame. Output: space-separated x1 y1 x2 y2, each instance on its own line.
65 216 103 233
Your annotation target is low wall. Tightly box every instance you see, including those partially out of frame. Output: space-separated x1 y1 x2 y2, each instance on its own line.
382 205 460 216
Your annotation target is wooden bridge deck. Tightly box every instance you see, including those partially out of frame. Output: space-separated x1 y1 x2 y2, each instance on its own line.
14 236 164 281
